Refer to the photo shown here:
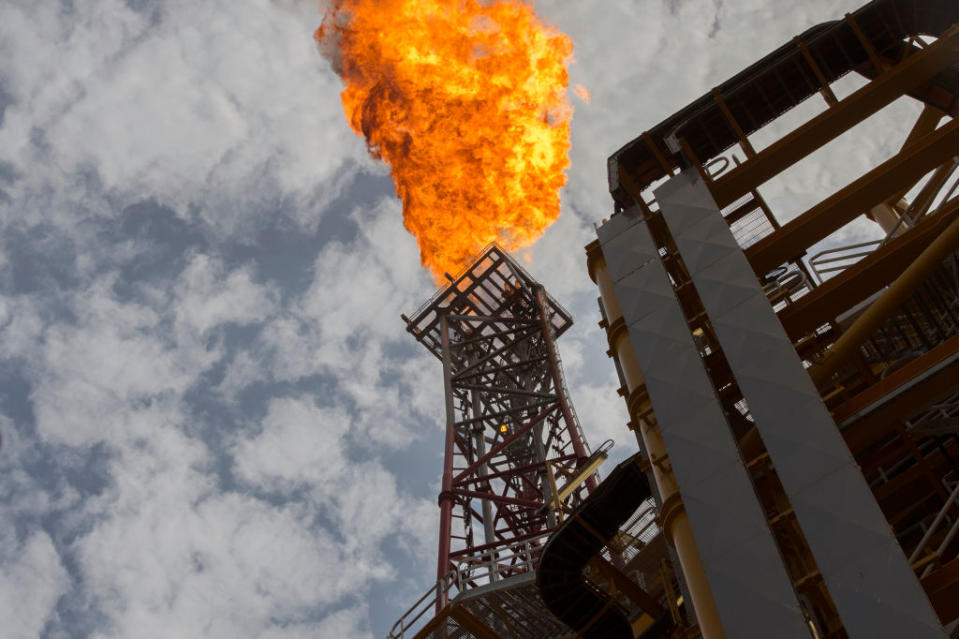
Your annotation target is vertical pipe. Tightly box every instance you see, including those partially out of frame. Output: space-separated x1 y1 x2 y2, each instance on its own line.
591 255 727 639
535 286 597 492
533 421 557 529
471 387 498 579
870 202 906 237
437 312 457 610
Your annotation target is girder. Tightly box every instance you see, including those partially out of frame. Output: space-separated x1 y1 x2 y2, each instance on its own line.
404 245 594 609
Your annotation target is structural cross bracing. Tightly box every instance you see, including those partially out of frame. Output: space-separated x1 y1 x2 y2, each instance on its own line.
404 245 594 608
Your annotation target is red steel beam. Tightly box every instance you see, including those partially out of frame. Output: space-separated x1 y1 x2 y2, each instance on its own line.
451 403 557 484
456 455 576 486
450 488 543 510
448 529 547 559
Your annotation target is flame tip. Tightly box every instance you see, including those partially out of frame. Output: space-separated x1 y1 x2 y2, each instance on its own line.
321 0 575 277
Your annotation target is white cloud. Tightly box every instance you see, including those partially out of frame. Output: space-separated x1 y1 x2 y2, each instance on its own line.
259 605 374 639
174 254 279 336
65 396 384 639
0 0 937 637
234 395 435 563
31 280 205 447
215 349 265 399
80 493 364 639
234 396 351 487
298 199 428 345
0 530 71 639
0 0 367 235
0 294 46 360
253 199 443 448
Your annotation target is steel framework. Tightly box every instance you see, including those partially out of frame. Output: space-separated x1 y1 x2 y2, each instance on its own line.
587 0 959 635
404 246 594 607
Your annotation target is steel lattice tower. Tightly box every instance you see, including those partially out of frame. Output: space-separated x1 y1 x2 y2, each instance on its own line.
404 246 596 606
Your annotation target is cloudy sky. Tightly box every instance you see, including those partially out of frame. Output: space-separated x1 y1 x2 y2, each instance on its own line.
0 0 924 637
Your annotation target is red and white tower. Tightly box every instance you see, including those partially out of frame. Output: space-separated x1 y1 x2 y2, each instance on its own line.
404 245 598 607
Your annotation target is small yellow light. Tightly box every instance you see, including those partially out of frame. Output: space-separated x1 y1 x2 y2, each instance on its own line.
500 424 508 434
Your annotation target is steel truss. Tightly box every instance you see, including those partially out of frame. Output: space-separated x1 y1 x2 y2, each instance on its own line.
404 246 594 605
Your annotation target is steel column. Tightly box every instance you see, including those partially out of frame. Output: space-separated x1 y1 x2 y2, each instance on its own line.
593 211 811 639
437 312 457 606
656 170 946 638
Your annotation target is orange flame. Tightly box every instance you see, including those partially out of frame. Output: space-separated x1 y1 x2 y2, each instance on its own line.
316 0 575 279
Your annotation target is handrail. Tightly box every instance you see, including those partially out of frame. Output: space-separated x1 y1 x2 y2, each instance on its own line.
908 480 959 571
808 165 959 285
386 576 446 639
809 240 882 284
763 267 810 304
385 533 552 638
881 157 959 242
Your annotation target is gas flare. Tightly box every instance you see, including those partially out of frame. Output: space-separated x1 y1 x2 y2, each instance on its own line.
316 0 576 279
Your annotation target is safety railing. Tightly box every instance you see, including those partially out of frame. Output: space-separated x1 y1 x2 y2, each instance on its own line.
447 534 546 592
598 498 659 568
385 501 657 638
808 165 959 286
763 266 811 307
808 240 882 285
909 479 959 578
386 576 448 639
406 243 500 324
858 253 959 366
386 534 550 639
881 157 959 241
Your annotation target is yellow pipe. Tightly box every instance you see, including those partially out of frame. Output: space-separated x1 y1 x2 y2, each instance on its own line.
592 253 727 639
810 205 959 387
868 201 906 237
670 510 723 639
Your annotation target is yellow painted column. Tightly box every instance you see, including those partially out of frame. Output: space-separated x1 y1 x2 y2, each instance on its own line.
591 252 727 639
868 201 907 237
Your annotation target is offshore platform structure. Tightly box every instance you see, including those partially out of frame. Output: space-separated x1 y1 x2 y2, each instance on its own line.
389 0 959 637
590 0 959 636
396 246 608 636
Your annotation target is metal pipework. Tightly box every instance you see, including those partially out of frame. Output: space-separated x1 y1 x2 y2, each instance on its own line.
810 204 959 387
436 311 457 609
534 285 597 491
589 251 727 639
